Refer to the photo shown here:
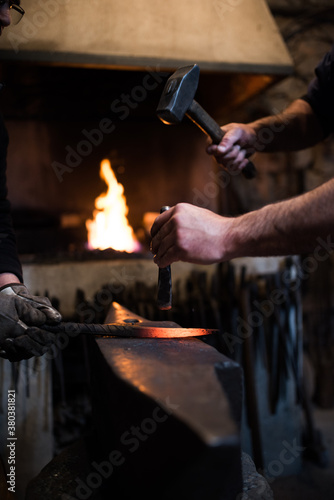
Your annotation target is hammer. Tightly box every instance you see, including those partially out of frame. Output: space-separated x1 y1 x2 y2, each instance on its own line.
157 64 256 179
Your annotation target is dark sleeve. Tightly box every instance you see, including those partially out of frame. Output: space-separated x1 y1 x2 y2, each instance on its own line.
0 114 23 282
301 44 334 137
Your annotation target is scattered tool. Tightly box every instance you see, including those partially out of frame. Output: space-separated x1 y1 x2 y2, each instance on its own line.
157 206 172 310
157 64 256 179
44 321 217 338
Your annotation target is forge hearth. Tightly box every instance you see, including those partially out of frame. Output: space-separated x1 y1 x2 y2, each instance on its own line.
0 3 294 265
0 42 291 257
1 63 221 259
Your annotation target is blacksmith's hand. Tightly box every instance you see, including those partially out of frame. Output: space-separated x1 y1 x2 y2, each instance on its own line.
150 203 234 268
206 123 257 173
0 284 62 362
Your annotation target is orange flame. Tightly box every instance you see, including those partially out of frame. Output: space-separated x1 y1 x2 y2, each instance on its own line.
86 159 141 252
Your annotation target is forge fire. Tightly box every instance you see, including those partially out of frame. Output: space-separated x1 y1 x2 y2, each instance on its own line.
86 159 141 253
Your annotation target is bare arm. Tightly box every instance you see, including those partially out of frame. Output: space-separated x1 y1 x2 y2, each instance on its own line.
251 99 324 152
0 273 21 287
207 99 325 172
229 178 334 258
151 179 334 267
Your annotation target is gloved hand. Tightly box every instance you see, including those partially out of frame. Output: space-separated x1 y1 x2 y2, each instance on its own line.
0 283 62 362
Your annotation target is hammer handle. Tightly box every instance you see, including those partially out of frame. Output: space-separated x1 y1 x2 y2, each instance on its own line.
186 100 256 179
157 206 172 310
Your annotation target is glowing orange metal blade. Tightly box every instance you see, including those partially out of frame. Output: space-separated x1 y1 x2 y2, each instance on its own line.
45 322 217 338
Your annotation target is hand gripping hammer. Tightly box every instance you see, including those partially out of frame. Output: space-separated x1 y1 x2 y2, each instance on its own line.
157 64 256 179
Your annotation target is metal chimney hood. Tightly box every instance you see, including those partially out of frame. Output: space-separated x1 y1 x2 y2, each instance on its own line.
1 0 292 72
0 0 293 117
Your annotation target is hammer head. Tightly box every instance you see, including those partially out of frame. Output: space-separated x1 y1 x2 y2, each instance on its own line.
157 64 200 125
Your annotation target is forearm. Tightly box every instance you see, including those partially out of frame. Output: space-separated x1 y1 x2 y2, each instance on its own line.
151 182 334 267
0 273 21 287
250 99 325 153
226 179 334 259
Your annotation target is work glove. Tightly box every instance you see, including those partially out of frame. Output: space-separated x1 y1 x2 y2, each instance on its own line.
0 283 62 362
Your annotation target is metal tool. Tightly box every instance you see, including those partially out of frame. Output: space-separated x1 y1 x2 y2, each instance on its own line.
157 206 172 310
157 64 256 179
44 321 217 338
